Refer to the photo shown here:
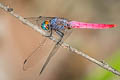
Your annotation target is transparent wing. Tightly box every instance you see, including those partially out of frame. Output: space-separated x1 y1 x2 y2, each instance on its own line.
39 28 73 74
23 28 72 72
24 16 56 26
23 37 48 70
39 43 60 74
23 16 56 71
23 16 72 72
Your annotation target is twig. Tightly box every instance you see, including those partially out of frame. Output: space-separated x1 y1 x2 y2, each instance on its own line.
0 3 120 76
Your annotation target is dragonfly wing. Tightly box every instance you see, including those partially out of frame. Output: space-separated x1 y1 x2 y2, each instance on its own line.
23 37 48 70
63 28 73 41
24 16 56 26
40 43 60 74
39 28 72 74
23 16 56 71
25 16 56 20
24 17 41 26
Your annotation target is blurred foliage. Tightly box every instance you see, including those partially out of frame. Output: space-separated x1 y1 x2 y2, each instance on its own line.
84 50 120 80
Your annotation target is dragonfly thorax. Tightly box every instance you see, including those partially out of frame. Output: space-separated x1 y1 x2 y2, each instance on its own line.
50 18 70 30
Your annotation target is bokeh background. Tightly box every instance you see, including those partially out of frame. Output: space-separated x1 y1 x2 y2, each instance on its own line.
0 0 120 80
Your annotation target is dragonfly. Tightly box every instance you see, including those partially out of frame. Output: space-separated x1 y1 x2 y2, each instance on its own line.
23 16 116 75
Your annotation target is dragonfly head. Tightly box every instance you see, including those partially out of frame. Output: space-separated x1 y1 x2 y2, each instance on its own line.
41 21 50 31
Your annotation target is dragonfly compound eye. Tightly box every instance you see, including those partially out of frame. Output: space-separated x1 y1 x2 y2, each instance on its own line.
41 21 49 30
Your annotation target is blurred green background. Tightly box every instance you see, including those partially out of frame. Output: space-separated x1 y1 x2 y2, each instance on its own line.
0 0 120 80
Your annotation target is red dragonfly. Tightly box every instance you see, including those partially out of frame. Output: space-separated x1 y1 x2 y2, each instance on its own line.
23 16 116 75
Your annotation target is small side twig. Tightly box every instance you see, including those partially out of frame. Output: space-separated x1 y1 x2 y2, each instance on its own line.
0 3 120 76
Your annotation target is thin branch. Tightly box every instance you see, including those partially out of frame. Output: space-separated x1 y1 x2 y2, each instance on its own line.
0 3 120 76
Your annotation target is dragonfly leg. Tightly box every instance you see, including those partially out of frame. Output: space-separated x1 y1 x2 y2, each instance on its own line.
56 30 64 44
45 28 52 37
